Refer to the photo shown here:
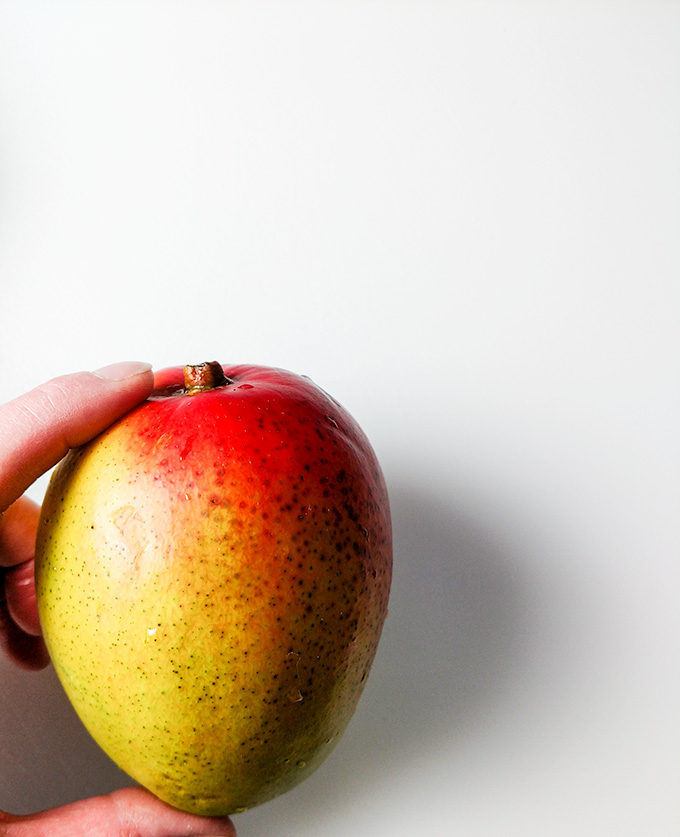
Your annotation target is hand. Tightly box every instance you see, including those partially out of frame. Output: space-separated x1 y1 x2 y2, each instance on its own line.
0 362 236 837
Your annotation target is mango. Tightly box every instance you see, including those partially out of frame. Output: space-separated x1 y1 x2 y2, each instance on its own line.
35 363 392 815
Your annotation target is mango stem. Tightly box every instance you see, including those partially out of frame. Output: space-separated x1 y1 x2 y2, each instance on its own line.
183 362 232 394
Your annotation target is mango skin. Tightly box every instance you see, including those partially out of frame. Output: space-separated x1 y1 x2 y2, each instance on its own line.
34 364 392 816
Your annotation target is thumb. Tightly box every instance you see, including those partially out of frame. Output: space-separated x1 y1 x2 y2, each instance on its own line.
0 361 154 512
0 786 236 836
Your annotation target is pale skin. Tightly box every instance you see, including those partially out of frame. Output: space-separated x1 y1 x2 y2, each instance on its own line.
0 362 236 837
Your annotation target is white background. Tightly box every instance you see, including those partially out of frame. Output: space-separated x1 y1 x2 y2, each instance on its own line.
0 2 678 835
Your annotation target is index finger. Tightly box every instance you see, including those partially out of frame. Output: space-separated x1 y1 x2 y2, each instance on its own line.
0 361 154 513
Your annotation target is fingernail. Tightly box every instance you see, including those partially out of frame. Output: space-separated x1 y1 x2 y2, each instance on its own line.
92 361 152 381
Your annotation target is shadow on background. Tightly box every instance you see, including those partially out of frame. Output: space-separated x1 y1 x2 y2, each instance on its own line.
237 471 540 832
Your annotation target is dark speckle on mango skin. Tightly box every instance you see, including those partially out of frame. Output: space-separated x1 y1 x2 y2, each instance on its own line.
34 364 392 816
